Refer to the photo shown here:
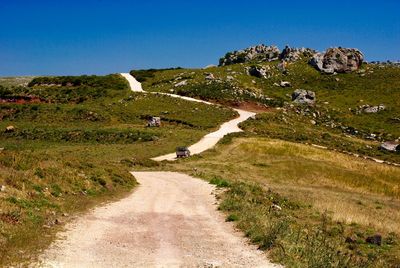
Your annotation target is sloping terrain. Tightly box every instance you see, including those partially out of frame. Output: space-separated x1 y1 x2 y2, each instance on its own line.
0 74 237 265
133 58 400 163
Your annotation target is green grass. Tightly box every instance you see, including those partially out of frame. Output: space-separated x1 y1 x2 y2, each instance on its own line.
133 61 400 146
163 137 400 267
0 74 237 265
0 76 35 87
241 110 400 163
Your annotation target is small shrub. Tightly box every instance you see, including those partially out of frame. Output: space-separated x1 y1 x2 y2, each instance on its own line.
226 214 239 222
210 177 230 187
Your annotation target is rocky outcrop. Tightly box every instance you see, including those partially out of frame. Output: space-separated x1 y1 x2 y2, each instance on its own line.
246 65 270 79
292 89 316 105
279 46 315 62
310 47 364 74
219 44 280 66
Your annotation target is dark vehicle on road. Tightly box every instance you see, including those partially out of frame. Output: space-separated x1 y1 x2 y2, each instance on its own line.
176 147 191 158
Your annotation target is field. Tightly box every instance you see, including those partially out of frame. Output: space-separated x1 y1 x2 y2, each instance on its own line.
1 57 399 266
0 74 236 265
133 61 400 163
160 136 400 267
131 61 400 267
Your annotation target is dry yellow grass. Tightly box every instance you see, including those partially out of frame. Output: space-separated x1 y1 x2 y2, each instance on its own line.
170 137 400 235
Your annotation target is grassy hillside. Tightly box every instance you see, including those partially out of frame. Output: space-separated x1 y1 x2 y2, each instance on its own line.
159 137 400 267
132 61 400 163
131 60 400 267
0 74 236 265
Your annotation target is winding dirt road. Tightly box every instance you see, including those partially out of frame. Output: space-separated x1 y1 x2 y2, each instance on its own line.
152 108 255 161
37 74 276 267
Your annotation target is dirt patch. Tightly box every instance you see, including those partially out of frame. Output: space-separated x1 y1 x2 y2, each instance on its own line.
229 101 274 113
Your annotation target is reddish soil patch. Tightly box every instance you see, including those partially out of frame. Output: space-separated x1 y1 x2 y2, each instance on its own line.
0 213 20 225
228 101 274 113
0 96 46 104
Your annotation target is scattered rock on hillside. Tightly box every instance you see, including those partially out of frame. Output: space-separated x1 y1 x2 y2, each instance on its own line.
277 61 287 72
380 141 400 152
5 126 15 133
280 81 291 87
363 104 386 113
292 89 316 105
174 80 188 87
219 44 280 66
279 45 315 62
204 73 215 80
246 65 270 79
226 75 234 81
310 47 364 74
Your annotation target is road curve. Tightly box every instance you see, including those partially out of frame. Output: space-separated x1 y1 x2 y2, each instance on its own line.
152 108 255 161
39 172 277 267
119 73 256 161
36 73 275 267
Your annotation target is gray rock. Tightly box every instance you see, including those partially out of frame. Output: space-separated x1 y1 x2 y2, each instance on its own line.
280 81 291 87
0 185 5 192
204 73 215 80
279 45 315 62
292 89 316 105
363 104 386 113
310 47 364 74
174 80 188 87
247 65 270 79
219 44 280 66
226 75 234 81
380 141 400 152
277 61 287 72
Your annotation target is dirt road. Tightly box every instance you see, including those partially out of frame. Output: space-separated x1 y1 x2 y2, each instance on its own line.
36 74 276 267
39 172 276 267
120 73 143 92
152 108 255 161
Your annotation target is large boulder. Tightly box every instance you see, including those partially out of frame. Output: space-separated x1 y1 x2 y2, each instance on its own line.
279 46 315 62
310 47 364 74
246 65 270 79
292 89 316 105
219 44 280 66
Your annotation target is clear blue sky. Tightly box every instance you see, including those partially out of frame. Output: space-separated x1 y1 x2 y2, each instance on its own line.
0 0 399 76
